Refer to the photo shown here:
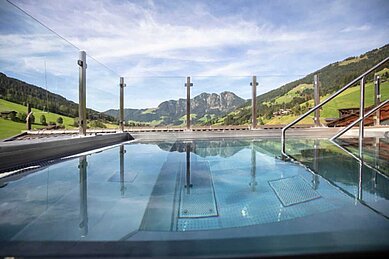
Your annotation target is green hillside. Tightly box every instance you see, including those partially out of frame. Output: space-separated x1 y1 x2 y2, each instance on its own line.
219 44 389 125
0 72 116 122
320 80 389 118
264 80 389 125
0 98 75 139
265 83 313 106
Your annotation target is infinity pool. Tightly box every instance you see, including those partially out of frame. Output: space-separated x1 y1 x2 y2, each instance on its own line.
0 138 388 256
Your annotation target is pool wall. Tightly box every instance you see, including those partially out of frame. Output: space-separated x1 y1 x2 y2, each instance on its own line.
0 133 132 173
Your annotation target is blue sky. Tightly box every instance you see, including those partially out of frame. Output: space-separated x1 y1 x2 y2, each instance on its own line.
0 0 388 111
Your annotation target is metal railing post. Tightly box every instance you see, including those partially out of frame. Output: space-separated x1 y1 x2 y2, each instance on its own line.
281 128 286 159
359 77 365 144
119 77 126 132
374 75 381 126
26 103 31 130
78 51 87 136
185 77 193 131
314 74 321 127
357 76 366 201
251 76 258 129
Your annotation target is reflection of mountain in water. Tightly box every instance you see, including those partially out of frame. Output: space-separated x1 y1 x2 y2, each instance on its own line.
157 140 251 158
298 148 389 200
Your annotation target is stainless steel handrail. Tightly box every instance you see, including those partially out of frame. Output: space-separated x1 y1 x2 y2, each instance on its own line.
281 56 389 159
330 98 389 140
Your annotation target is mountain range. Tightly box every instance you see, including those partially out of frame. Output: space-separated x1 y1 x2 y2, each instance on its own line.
104 91 245 126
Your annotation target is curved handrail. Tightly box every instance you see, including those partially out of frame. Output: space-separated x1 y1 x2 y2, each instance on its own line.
281 56 389 159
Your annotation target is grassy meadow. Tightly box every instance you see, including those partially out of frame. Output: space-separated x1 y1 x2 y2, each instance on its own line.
0 98 75 139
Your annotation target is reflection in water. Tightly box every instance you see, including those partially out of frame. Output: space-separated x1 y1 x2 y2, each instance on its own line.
185 142 192 194
358 136 364 201
373 137 379 196
161 140 250 158
79 155 88 238
374 137 379 168
293 139 389 218
358 159 363 201
312 140 320 190
337 137 389 173
120 145 126 197
249 141 257 192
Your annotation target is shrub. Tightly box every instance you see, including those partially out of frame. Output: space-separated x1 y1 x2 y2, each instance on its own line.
57 117 63 124
18 112 27 122
40 115 47 125
8 112 17 122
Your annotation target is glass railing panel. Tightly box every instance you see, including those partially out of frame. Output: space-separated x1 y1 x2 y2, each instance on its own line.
123 76 186 128
85 54 119 129
190 76 251 126
256 75 314 126
0 0 79 136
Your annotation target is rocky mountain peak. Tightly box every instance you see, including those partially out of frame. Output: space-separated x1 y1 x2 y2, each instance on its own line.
104 91 245 125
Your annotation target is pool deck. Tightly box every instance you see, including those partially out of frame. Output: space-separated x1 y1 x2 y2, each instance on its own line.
3 125 389 142
0 132 132 174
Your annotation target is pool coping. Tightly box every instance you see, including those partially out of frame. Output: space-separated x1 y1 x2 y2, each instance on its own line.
0 132 132 174
0 228 387 258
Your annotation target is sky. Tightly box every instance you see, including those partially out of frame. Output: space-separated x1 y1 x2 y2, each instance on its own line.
0 0 388 111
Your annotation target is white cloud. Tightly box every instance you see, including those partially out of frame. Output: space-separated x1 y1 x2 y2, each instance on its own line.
1 0 388 110
340 24 371 33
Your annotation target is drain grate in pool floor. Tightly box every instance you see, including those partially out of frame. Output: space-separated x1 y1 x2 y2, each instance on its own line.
179 161 218 218
269 175 320 207
108 171 138 183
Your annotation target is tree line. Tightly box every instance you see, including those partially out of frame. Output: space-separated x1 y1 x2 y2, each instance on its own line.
0 73 117 123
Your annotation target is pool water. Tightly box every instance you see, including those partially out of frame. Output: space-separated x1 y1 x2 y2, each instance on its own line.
0 138 388 246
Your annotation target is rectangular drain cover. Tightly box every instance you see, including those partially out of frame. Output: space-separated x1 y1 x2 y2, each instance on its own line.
269 175 320 207
179 161 218 218
108 171 137 183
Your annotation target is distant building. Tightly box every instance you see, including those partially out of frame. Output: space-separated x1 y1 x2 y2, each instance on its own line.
0 110 17 119
337 107 360 118
327 103 389 127
273 109 292 116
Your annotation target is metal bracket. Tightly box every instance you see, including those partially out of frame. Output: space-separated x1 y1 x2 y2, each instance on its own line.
185 83 193 87
77 59 87 68
250 82 259 86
